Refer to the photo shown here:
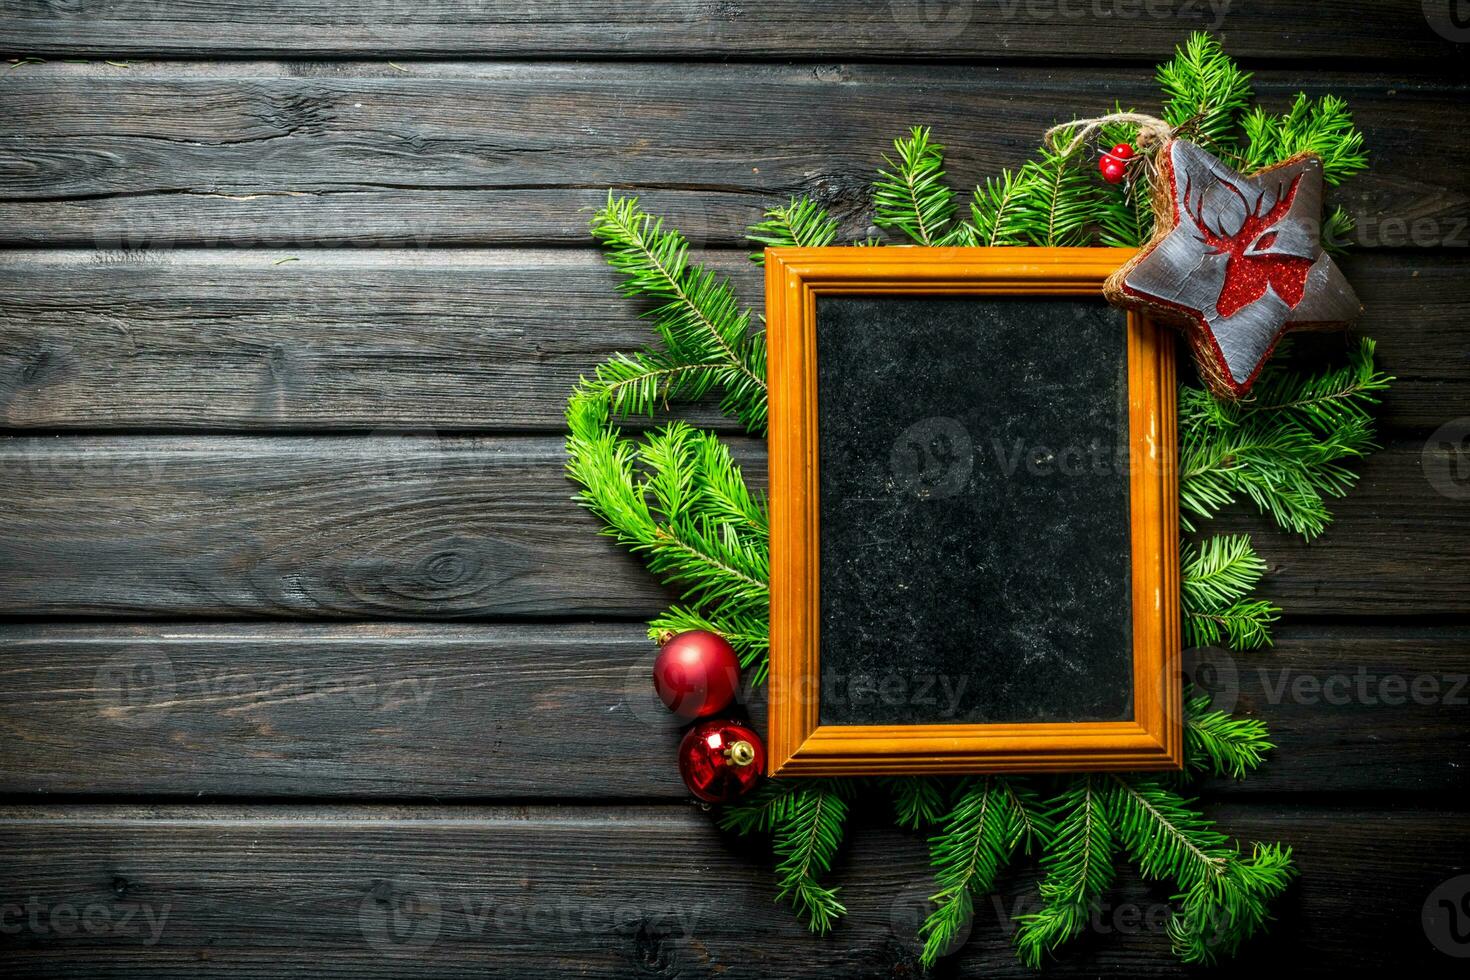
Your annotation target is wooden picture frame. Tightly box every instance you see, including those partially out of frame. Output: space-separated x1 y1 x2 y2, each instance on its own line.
765 247 1182 777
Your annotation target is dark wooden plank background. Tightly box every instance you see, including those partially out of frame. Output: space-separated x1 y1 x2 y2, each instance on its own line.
1 4 1467 977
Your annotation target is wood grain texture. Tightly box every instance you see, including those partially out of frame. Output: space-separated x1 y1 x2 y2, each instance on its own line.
0 435 669 619
0 802 1463 977
0 436 1464 619
0 63 1463 248
0 250 1460 433
0 622 1462 799
0 1 1461 64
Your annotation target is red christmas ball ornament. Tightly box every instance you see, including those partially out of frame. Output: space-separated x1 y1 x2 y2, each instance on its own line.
678 719 765 803
651 630 740 720
1099 142 1135 184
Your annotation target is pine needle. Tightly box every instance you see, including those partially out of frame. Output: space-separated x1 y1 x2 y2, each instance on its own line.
1184 691 1274 778
1181 535 1279 650
873 126 960 246
747 196 841 262
1014 777 1115 966
921 778 1040 965
772 783 851 933
1157 32 1254 152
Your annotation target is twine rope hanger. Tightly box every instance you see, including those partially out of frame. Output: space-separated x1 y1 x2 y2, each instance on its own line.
1042 112 1178 159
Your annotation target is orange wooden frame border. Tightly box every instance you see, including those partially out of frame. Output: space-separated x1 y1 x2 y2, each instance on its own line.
765 247 1182 776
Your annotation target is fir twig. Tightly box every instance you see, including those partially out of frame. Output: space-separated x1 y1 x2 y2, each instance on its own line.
1169 842 1295 964
1184 690 1274 779
748 196 841 262
1015 125 1099 247
565 403 769 638
1239 94 1368 185
967 168 1035 246
1110 776 1294 965
921 778 1041 966
874 126 960 246
718 780 799 835
772 783 851 933
1178 340 1389 539
1181 535 1279 650
887 777 947 831
1157 32 1253 152
1014 777 1115 966
589 194 768 432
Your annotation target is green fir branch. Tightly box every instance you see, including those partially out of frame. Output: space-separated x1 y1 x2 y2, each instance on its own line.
1184 691 1274 779
1014 126 1100 247
1014 777 1115 966
773 783 851 933
572 350 729 421
748 196 841 262
1169 842 1296 964
887 777 947 831
966 168 1036 246
590 194 768 432
1322 205 1356 255
1239 94 1368 185
1181 535 1279 650
874 126 960 246
1179 340 1388 539
1246 338 1391 435
1157 32 1254 152
1109 776 1229 888
921 778 1041 966
1108 777 1295 965
718 780 799 835
565 402 768 625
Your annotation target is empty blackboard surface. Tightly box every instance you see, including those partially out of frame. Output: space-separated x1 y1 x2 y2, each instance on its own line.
815 295 1133 726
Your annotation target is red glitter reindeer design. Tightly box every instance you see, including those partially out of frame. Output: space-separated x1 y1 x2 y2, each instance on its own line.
1183 168 1313 319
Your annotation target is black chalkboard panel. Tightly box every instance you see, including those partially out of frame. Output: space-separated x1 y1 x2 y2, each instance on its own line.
814 295 1133 726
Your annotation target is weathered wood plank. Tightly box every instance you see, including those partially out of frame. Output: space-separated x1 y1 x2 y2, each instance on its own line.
0 622 1462 798
0 249 1459 433
0 435 664 619
0 803 1462 976
0 63 1463 248
0 437 1462 618
0 1 1460 64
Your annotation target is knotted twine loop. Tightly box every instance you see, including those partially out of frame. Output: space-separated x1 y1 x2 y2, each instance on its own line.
1043 112 1177 160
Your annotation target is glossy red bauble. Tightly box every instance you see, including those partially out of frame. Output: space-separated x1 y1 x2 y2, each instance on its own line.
652 630 741 720
678 719 765 803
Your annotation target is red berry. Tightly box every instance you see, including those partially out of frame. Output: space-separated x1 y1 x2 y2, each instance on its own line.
1099 142 1134 184
678 718 765 803
652 630 740 720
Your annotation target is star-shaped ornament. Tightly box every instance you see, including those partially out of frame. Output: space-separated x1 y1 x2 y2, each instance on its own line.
1104 139 1361 399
